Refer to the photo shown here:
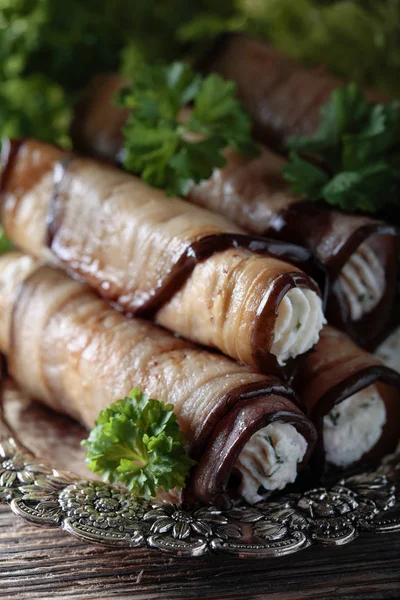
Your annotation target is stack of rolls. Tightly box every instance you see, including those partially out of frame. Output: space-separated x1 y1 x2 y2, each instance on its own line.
0 141 330 506
0 139 327 373
70 72 399 350
1 39 399 503
0 251 318 506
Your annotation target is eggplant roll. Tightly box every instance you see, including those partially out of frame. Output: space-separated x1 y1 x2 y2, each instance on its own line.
203 34 386 150
0 252 317 506
296 325 400 472
191 149 399 349
0 139 326 373
69 76 398 349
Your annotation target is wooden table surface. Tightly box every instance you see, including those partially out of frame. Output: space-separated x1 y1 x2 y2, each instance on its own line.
0 385 399 600
1 507 400 600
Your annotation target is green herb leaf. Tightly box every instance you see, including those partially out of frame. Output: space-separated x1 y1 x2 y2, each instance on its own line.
328 410 340 427
283 151 330 198
283 83 400 214
0 226 13 255
321 163 394 213
82 387 196 499
117 61 259 196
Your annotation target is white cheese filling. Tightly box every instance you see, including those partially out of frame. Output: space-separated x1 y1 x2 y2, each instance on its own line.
339 243 385 321
236 422 308 504
271 288 326 366
375 326 400 374
323 385 386 468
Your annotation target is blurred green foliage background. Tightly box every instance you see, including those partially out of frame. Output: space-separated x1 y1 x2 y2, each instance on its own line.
1 0 400 146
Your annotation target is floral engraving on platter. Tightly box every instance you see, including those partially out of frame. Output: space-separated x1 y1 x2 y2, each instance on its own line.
0 436 399 558
0 438 50 502
59 481 146 545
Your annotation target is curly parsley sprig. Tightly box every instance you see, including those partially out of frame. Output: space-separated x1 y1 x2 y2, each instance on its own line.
82 388 196 499
116 61 260 196
283 82 400 214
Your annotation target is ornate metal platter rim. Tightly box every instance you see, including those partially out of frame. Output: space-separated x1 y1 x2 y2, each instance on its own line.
1 434 399 558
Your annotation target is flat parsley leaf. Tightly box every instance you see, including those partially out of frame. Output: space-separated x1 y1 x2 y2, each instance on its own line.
283 151 330 198
82 387 196 499
117 61 259 196
283 82 400 214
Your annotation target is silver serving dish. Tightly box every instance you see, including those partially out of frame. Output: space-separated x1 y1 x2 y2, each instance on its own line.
1 393 399 559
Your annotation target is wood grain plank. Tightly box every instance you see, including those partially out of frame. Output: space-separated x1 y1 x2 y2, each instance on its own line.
1 506 400 600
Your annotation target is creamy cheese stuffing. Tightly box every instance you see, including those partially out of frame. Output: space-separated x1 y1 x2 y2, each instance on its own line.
375 326 400 374
236 422 308 504
339 242 385 321
271 288 326 365
323 385 386 468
